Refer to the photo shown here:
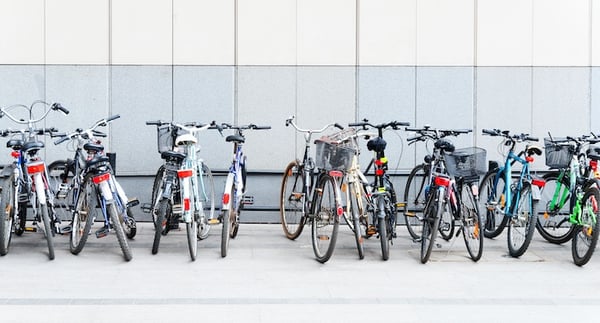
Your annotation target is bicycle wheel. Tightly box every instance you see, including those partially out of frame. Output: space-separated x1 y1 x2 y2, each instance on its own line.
376 196 389 261
341 178 354 232
479 170 509 238
70 178 96 255
186 202 198 261
404 164 427 240
152 198 169 255
438 197 455 241
421 189 442 264
280 161 306 240
39 203 55 260
507 184 537 257
0 175 16 256
15 202 27 236
535 172 575 244
197 163 215 240
348 183 364 259
572 186 600 266
123 207 137 239
109 202 132 261
221 187 234 257
47 160 72 224
461 184 483 262
311 173 340 263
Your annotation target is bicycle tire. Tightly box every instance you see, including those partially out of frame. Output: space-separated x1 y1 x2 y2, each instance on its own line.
404 164 427 240
438 197 455 241
0 175 16 256
535 172 575 244
221 187 234 258
311 173 340 263
109 202 132 261
70 178 95 255
186 220 198 261
461 184 483 262
479 170 509 238
47 160 72 224
280 161 306 240
571 186 600 266
421 189 442 264
15 202 27 236
197 163 215 240
151 198 168 254
377 196 389 261
507 184 537 257
230 182 240 239
348 183 364 260
123 207 137 239
39 203 55 260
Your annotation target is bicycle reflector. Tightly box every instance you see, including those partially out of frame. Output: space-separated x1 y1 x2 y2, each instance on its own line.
27 162 45 174
434 176 451 187
526 156 534 163
183 197 190 211
531 178 546 188
10 151 20 158
375 169 384 176
222 193 230 205
92 172 110 184
177 169 193 178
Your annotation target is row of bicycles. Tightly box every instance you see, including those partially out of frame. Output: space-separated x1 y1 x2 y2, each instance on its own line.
280 118 600 266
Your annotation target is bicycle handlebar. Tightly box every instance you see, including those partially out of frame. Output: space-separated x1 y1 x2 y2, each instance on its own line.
482 128 538 142
54 115 120 145
0 101 69 125
348 120 410 130
285 115 340 134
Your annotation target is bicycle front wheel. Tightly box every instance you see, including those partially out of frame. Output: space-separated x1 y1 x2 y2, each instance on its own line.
348 183 364 259
507 184 537 257
0 175 16 256
479 170 509 238
404 164 427 240
221 187 234 258
376 196 390 261
311 173 340 263
70 178 95 255
39 203 55 260
280 161 306 240
572 186 600 266
535 172 575 244
197 163 215 240
109 202 132 261
461 184 483 262
421 189 442 264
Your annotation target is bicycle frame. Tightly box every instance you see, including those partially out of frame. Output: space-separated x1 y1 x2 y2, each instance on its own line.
222 143 244 216
489 150 532 217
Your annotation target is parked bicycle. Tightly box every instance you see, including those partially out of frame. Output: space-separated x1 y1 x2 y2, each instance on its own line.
0 100 69 260
145 120 216 261
537 134 600 266
214 123 271 257
49 115 137 261
348 119 409 260
479 129 544 258
280 116 345 263
403 126 472 241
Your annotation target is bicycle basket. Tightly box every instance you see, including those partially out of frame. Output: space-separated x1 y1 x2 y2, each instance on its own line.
544 137 574 169
445 147 487 178
157 125 175 153
314 137 355 172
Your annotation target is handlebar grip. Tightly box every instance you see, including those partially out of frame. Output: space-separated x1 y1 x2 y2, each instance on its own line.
455 129 472 134
406 136 421 142
348 122 367 127
107 114 120 122
54 136 69 145
395 121 410 127
92 130 107 137
255 126 271 130
334 123 344 130
526 136 539 142
52 103 70 115
482 129 497 135
146 120 161 126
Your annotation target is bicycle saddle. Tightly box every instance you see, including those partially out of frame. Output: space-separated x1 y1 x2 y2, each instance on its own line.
84 142 104 153
434 139 455 153
86 155 110 168
586 145 600 156
367 137 386 153
23 141 45 153
161 150 186 161
226 134 245 143
526 146 542 156
6 139 23 150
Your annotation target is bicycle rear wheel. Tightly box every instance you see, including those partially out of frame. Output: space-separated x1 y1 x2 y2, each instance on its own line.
348 183 364 259
311 173 340 263
572 186 600 266
0 175 16 256
47 160 72 224
461 184 483 262
152 198 169 254
404 164 427 240
280 161 306 240
109 202 132 261
479 170 509 238
535 172 575 244
39 203 55 260
507 184 537 257
70 178 95 255
421 189 442 264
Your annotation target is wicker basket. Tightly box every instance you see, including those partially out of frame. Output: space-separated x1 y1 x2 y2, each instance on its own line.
314 138 355 172
544 138 574 169
445 147 487 178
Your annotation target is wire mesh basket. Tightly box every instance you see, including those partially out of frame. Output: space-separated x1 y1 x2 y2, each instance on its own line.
314 135 356 172
445 147 487 178
157 125 175 153
544 138 575 169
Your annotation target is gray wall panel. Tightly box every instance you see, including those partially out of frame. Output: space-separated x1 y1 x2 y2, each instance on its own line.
592 67 600 133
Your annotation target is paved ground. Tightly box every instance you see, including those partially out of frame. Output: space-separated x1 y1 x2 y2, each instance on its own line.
0 221 599 323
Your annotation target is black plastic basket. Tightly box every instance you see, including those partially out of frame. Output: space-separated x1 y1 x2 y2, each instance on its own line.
445 147 487 178
157 125 175 153
544 138 574 169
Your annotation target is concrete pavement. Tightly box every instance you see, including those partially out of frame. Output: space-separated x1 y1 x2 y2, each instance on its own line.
0 222 598 323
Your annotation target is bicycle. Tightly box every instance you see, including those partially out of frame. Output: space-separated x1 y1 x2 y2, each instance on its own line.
145 120 216 261
479 129 544 257
280 116 345 263
403 126 472 242
0 100 69 260
537 135 600 266
348 119 410 261
214 123 271 257
49 115 138 259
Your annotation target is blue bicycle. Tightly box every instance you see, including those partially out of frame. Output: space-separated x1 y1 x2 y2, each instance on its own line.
479 129 545 257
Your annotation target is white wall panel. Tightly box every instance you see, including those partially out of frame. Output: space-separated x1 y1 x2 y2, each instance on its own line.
173 0 234 65
111 0 172 65
416 0 474 66
358 0 416 65
297 0 356 65
533 0 590 66
592 0 600 66
0 0 44 64
46 0 109 64
237 0 296 65
477 0 532 66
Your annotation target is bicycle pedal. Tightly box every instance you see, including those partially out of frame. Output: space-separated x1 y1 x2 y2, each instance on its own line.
396 202 406 208
172 204 183 215
95 226 109 239
241 196 254 205
405 212 416 217
140 203 152 213
60 225 72 235
24 226 37 232
366 225 377 236
127 198 140 208
208 218 220 225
